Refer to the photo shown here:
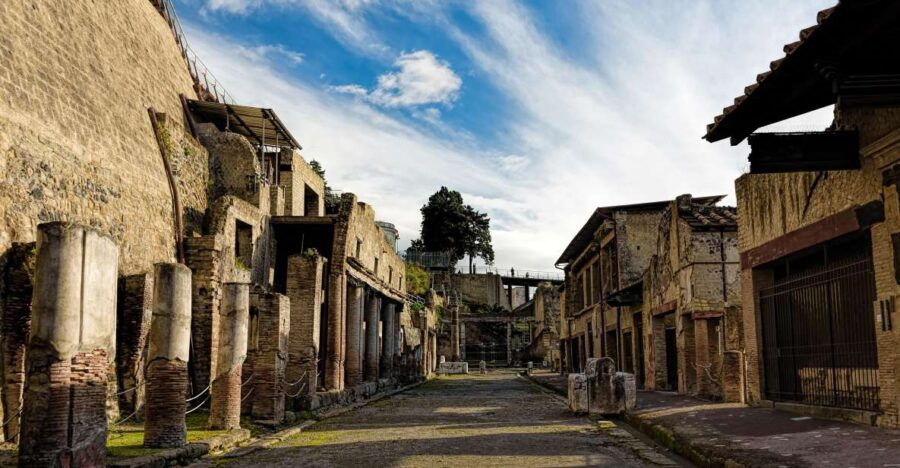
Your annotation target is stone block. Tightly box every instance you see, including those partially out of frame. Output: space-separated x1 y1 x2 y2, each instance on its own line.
567 373 589 414
438 362 468 374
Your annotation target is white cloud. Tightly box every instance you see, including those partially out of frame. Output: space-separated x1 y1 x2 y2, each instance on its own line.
235 44 304 65
333 50 461 108
203 0 261 14
186 0 837 272
369 50 461 107
184 26 503 261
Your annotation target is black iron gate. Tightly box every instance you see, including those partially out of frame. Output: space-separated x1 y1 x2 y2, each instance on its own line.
759 235 880 411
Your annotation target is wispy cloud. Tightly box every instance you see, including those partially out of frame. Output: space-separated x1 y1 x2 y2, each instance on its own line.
333 50 461 108
184 0 836 271
235 43 304 66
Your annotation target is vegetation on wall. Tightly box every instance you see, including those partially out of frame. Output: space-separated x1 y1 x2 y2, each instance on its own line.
405 261 430 296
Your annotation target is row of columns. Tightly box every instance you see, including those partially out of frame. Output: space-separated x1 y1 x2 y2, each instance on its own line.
12 224 433 465
14 224 268 465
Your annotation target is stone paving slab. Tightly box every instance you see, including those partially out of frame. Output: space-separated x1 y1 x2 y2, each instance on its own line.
209 370 682 467
527 370 900 468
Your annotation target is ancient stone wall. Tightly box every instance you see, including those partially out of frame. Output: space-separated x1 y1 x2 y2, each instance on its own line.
343 197 406 293
0 0 205 276
280 151 326 217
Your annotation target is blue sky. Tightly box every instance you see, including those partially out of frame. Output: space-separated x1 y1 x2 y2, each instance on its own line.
175 0 836 271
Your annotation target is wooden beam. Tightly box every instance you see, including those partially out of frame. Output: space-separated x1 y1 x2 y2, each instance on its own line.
740 201 884 269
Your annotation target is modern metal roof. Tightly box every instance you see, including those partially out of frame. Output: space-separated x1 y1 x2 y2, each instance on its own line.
187 99 301 149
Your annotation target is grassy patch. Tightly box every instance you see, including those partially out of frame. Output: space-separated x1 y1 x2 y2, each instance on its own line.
107 412 260 459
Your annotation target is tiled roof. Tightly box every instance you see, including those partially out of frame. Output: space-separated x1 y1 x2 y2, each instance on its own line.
681 205 738 230
555 195 726 266
704 4 838 142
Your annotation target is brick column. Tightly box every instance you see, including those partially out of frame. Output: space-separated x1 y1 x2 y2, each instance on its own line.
144 263 192 448
677 313 697 395
380 302 395 378
184 235 222 394
116 273 153 417
364 294 380 381
285 254 324 397
209 283 250 430
345 283 364 387
325 273 346 390
250 292 290 422
19 223 118 467
650 315 668 390
1 243 35 443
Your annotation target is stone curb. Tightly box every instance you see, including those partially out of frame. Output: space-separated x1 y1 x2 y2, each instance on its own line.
108 429 251 468
519 374 679 467
213 378 431 460
623 412 746 468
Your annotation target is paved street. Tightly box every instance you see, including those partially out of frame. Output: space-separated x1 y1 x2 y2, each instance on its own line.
220 372 682 467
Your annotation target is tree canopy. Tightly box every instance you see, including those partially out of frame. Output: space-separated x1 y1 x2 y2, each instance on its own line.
416 186 494 270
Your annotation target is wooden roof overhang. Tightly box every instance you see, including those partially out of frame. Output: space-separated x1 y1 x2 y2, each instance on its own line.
705 1 900 145
187 99 302 150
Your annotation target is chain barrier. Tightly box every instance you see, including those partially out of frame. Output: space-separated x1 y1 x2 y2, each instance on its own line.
115 380 146 397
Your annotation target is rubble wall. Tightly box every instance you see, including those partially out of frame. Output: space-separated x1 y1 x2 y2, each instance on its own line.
0 0 205 275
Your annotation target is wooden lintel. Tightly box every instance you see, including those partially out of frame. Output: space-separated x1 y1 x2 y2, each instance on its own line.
740 201 884 269
692 310 724 320
651 300 677 317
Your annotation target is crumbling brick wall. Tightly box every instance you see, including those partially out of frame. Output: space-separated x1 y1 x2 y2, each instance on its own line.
184 235 223 393
0 242 35 440
116 273 153 415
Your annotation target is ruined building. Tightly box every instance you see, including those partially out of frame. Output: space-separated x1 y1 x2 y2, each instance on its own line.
556 195 742 401
640 195 741 400
0 0 436 464
706 0 900 426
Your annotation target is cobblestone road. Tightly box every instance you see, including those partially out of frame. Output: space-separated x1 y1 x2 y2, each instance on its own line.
219 371 684 467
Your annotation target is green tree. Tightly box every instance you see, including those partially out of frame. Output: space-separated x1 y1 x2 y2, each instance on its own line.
419 186 494 271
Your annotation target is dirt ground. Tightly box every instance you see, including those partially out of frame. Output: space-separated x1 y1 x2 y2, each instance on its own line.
219 371 683 467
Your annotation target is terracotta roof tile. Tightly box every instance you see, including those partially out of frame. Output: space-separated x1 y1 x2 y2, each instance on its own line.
705 3 839 140
683 205 738 229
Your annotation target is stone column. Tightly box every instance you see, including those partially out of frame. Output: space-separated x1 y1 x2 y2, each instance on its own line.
459 320 466 361
1 242 35 443
19 223 118 467
393 307 402 372
209 283 250 430
285 254 324 398
325 273 346 391
380 302 395 378
144 263 192 448
364 294 380 382
431 333 438 374
251 292 290 423
451 306 460 361
345 284 364 387
507 322 513 365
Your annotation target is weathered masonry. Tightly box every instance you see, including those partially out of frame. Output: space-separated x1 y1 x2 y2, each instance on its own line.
706 0 900 426
556 195 743 401
0 0 437 463
640 195 742 401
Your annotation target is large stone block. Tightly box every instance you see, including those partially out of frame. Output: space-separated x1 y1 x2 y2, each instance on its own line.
567 373 589 414
437 362 468 374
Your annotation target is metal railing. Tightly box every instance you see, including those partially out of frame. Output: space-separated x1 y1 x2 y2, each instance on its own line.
464 265 562 281
159 0 236 104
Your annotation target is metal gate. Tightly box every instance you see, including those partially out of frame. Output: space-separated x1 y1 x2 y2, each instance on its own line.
759 236 880 411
